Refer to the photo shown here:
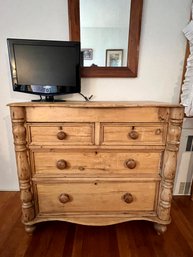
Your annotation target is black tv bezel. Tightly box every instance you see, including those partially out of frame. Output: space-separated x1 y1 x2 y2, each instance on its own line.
7 38 81 98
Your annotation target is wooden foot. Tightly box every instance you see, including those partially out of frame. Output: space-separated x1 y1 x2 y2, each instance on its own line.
154 223 167 235
25 224 36 234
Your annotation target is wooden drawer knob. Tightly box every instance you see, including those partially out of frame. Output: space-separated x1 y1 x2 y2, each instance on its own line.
125 159 136 169
122 193 133 204
58 193 71 204
57 131 66 140
56 159 67 170
128 130 139 140
155 128 162 135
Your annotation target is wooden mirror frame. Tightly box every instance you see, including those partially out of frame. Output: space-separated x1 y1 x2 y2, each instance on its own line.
68 0 143 78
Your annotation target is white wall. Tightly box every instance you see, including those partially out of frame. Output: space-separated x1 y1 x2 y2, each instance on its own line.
0 0 192 190
0 0 70 190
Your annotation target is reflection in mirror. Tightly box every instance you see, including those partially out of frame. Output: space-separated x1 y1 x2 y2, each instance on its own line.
80 0 131 67
68 0 143 77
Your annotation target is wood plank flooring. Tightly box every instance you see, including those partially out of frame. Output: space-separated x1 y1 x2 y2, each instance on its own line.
0 192 193 257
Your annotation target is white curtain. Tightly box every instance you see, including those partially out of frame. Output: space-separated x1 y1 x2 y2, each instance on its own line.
181 4 193 116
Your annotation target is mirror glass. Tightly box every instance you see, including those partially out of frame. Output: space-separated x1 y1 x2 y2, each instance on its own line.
80 0 131 67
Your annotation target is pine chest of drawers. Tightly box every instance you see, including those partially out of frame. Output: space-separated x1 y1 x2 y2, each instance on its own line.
8 101 183 234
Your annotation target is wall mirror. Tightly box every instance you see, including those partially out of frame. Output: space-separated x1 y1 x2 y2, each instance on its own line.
68 0 143 77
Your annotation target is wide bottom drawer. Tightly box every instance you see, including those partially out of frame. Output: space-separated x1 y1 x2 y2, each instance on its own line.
36 180 158 214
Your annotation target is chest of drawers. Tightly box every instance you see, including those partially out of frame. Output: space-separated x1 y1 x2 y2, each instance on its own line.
8 101 183 234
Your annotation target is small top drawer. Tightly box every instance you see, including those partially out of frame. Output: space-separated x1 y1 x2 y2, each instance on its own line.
28 123 94 146
101 123 167 146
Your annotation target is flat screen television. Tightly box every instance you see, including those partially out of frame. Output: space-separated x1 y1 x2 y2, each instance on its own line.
7 38 81 101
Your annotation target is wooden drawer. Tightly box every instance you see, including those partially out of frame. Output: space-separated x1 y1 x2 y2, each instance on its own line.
25 106 170 123
32 150 162 176
28 123 94 146
36 180 158 213
101 123 167 146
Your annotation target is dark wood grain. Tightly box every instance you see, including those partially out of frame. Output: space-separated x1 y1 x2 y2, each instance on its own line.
68 0 80 41
0 193 193 257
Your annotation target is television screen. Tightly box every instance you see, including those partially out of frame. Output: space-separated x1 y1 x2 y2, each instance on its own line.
7 38 81 101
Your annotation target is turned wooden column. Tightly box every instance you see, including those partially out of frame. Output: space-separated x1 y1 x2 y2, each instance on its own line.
155 107 184 234
10 106 35 232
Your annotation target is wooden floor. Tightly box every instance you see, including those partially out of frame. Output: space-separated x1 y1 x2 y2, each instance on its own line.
0 192 193 257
